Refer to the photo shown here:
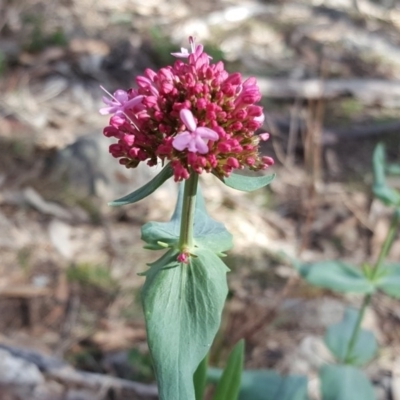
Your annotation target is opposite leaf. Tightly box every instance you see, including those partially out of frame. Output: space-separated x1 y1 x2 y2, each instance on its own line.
324 308 377 366
213 340 244 400
372 143 400 206
194 354 209 400
376 263 400 299
298 261 375 294
216 171 275 192
320 365 376 400
109 163 173 206
142 248 229 400
208 369 309 400
141 184 233 253
240 371 309 400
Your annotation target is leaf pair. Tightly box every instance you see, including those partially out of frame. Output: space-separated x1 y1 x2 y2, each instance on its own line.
109 163 275 207
208 366 308 400
108 164 274 400
297 260 400 298
140 186 233 400
201 340 308 400
141 185 233 253
325 308 377 366
320 365 375 400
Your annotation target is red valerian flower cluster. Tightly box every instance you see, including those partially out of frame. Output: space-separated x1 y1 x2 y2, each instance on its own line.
100 37 274 181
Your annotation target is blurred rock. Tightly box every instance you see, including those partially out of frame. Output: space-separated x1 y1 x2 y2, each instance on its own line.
0 348 43 389
284 335 334 375
281 297 345 330
48 132 175 202
31 381 64 400
0 349 43 386
48 219 73 259
66 389 98 400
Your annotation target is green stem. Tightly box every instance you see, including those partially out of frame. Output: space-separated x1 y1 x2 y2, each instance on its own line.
371 209 400 280
344 209 399 363
344 294 371 363
179 172 199 250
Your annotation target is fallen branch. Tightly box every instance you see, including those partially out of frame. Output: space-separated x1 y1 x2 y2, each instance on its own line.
256 78 400 106
268 117 400 146
0 343 158 398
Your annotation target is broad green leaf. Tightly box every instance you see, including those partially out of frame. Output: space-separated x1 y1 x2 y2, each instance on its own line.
299 261 375 294
109 164 173 206
372 143 400 206
194 354 209 400
324 308 377 366
213 340 244 400
141 184 233 253
216 172 275 192
142 248 229 400
377 263 400 298
320 365 376 400
208 369 309 400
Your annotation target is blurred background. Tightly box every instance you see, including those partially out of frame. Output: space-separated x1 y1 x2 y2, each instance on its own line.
0 0 399 399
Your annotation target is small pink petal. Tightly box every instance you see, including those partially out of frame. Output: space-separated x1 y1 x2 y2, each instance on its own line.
254 114 265 124
99 107 113 115
102 96 113 105
124 95 144 109
171 48 190 58
188 139 199 153
194 136 209 154
196 127 219 141
262 156 274 165
259 133 270 141
180 109 197 132
172 132 192 151
122 135 135 146
113 90 129 102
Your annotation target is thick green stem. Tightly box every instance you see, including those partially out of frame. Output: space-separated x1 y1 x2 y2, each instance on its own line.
179 173 199 250
344 209 399 363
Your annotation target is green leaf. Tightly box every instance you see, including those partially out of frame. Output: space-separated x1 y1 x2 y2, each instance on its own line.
320 365 376 400
142 248 229 400
299 261 375 294
324 308 377 366
377 263 400 298
141 184 233 253
109 164 173 206
194 354 209 400
372 143 400 206
213 340 244 400
208 369 309 400
372 184 400 207
216 172 275 192
387 163 400 176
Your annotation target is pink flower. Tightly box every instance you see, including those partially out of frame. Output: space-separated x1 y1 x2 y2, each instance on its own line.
99 87 143 115
171 47 190 58
173 109 218 154
100 37 274 181
171 36 209 61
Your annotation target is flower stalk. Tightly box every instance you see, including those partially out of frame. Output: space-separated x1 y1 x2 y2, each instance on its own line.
179 172 199 252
